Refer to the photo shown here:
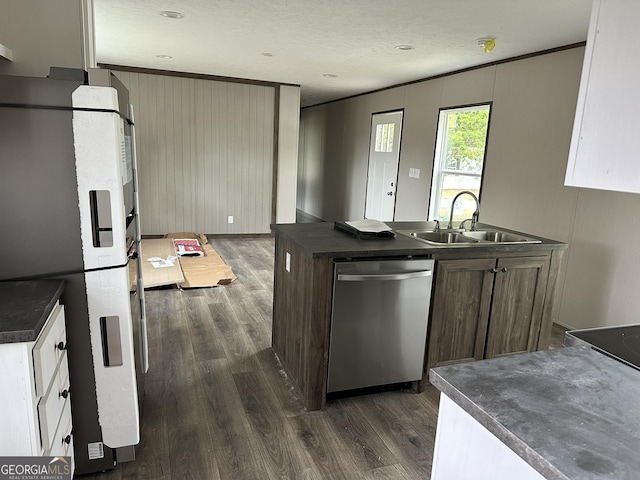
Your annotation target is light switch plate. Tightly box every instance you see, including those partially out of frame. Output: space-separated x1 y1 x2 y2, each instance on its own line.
409 168 421 178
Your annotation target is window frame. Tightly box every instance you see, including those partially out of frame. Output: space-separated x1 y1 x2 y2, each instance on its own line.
428 102 492 224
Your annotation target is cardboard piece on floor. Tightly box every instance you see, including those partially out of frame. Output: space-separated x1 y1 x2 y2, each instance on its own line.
129 260 137 292
140 238 185 288
177 243 236 288
164 232 236 288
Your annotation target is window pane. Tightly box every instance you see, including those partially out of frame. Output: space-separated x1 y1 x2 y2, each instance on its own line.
374 123 395 152
436 174 481 223
442 109 488 174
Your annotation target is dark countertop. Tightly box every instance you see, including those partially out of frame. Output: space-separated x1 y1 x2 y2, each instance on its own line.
565 324 640 370
271 221 567 259
430 346 640 480
0 280 65 344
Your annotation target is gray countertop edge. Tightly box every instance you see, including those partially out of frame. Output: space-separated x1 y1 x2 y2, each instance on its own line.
305 241 566 259
0 280 65 344
430 367 570 480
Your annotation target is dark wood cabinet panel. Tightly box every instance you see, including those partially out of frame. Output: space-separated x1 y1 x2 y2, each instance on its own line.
272 236 333 410
427 258 495 371
484 256 550 359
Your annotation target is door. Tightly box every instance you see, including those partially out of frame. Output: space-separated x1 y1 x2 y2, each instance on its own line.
427 258 495 372
484 256 550 359
365 111 403 221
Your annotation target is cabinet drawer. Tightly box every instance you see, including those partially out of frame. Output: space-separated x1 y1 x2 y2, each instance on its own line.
37 355 70 452
48 398 73 459
33 303 66 397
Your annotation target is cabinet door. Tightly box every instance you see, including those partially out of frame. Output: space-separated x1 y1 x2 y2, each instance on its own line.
484 256 550 359
565 0 640 193
427 258 495 371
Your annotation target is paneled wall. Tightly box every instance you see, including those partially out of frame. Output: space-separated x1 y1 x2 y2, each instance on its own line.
115 70 275 235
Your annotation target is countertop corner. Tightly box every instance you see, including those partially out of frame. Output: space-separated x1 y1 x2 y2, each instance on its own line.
430 346 640 480
0 280 65 344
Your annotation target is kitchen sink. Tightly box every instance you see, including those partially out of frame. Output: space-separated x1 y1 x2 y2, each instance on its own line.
397 228 541 245
411 231 479 244
460 230 541 243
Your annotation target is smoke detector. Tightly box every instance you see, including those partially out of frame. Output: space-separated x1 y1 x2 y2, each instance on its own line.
477 37 496 53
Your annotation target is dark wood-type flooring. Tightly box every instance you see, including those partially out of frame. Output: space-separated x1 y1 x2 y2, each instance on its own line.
81 236 566 480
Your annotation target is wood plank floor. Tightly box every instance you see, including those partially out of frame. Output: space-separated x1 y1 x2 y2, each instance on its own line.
81 236 565 480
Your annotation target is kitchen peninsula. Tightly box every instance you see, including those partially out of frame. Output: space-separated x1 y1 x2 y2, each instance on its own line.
429 346 640 479
271 221 567 410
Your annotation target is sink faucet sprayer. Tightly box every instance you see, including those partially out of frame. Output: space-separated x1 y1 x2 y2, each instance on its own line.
447 191 480 231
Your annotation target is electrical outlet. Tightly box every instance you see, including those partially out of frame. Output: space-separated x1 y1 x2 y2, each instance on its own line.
285 252 291 272
228 215 234 224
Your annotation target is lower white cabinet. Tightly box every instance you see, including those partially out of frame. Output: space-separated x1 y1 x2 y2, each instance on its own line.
431 395 544 480
0 301 74 474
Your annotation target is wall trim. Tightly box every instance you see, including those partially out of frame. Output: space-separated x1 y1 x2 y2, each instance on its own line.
142 233 274 239
206 233 274 239
98 63 300 89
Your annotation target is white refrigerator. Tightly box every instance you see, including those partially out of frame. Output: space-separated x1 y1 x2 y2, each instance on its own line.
0 68 148 475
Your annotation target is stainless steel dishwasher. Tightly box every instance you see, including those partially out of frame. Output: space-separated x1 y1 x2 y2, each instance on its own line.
327 258 434 393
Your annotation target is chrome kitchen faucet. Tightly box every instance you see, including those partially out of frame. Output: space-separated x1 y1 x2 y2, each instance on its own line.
447 190 480 231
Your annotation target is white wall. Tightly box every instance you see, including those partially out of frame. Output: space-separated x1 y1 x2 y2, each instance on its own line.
298 46 640 330
276 85 301 224
0 0 93 77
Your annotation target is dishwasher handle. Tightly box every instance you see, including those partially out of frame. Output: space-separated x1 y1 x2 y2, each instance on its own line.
337 270 432 282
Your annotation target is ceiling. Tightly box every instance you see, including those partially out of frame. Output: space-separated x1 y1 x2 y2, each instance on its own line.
94 0 593 107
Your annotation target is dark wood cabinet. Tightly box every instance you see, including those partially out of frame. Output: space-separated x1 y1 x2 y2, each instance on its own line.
427 255 550 373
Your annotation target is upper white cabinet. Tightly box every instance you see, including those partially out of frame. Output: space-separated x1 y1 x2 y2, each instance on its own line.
565 0 640 194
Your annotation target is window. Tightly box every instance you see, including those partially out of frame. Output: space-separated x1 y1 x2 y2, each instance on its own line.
428 104 491 225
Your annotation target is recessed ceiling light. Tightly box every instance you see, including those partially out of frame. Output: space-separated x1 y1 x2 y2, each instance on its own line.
160 11 185 19
156 54 173 59
261 53 275 57
323 74 337 78
395 44 415 51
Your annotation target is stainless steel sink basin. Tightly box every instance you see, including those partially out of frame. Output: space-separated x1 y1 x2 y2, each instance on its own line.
396 228 542 245
460 230 541 243
412 231 479 244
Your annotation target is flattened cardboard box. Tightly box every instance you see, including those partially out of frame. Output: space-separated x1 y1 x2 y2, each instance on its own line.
140 238 185 288
164 232 236 288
